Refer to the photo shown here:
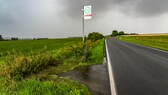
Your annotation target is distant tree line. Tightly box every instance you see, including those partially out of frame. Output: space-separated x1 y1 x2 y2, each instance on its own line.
11 38 19 40
0 35 19 41
36 38 49 40
110 30 139 37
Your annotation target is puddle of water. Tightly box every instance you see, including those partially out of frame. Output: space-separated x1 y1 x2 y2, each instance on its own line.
58 64 111 95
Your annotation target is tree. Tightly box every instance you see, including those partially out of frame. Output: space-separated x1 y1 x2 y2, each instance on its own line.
87 32 104 42
0 35 2 41
111 30 118 37
118 31 125 36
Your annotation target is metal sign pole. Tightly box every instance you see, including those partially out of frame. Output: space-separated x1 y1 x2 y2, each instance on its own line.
82 5 86 62
82 6 85 43
82 5 91 62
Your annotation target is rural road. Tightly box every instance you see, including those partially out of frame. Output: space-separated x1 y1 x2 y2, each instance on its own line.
106 38 168 95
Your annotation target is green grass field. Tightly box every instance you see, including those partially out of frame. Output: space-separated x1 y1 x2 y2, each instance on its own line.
118 35 168 51
0 38 104 95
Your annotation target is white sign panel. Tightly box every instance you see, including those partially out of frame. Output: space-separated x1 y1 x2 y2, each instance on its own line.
84 5 92 20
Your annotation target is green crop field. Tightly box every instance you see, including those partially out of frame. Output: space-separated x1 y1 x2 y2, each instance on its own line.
118 35 168 51
0 38 82 57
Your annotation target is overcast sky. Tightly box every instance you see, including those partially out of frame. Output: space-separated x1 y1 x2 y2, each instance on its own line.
0 0 168 38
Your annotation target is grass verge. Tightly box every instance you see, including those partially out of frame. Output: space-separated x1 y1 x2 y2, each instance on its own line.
118 36 168 51
89 39 104 64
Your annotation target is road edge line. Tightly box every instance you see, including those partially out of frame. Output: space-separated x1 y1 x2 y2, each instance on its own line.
105 39 117 95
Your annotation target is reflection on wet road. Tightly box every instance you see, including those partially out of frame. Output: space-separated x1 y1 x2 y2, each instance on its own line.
58 64 110 95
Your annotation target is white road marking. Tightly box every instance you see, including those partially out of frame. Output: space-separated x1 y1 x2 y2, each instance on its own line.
105 39 117 95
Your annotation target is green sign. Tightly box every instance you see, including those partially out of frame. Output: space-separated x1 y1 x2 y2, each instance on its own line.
84 6 91 14
84 5 92 19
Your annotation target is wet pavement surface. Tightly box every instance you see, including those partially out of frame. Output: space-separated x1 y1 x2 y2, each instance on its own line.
58 61 111 95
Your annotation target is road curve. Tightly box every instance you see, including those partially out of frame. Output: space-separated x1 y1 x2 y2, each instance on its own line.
106 38 168 95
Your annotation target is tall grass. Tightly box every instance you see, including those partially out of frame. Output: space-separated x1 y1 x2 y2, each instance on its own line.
54 40 96 65
89 39 104 64
0 48 54 81
0 78 91 95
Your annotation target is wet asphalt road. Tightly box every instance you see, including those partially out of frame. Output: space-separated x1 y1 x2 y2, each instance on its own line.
59 64 111 95
106 38 168 95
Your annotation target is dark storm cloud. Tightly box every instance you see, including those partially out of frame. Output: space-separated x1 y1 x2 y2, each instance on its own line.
60 0 168 17
0 0 168 38
59 0 113 18
136 0 168 16
0 0 31 24
0 0 64 38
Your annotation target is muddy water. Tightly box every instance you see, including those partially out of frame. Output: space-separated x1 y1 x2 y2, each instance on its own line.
58 63 111 95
